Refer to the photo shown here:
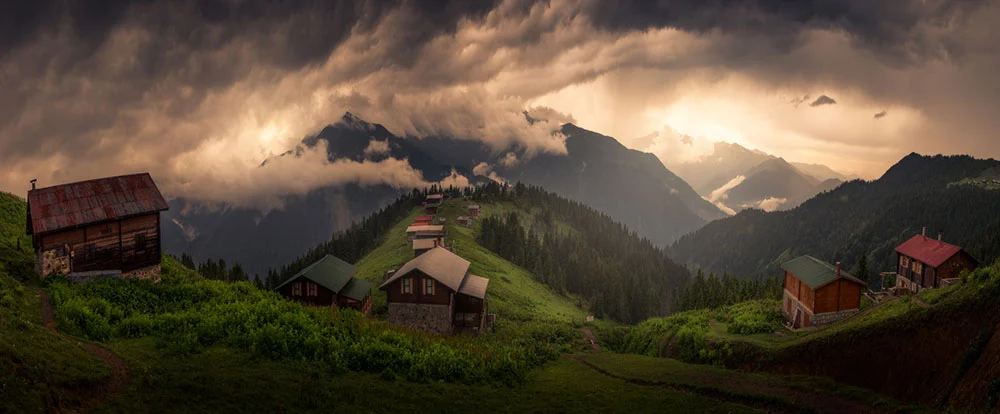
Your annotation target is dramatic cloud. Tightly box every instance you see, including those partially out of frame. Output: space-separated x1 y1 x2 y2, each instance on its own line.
2 0 999 204
706 175 746 215
363 139 391 157
809 95 838 107
755 197 788 212
473 162 506 183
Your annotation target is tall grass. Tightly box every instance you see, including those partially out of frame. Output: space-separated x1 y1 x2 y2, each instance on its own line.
45 258 569 386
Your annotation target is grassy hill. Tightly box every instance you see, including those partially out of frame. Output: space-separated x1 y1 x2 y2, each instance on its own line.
352 198 595 325
613 260 1000 411
0 190 927 413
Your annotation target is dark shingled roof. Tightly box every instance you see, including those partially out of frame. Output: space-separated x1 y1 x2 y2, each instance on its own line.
380 247 470 291
275 255 357 293
26 173 169 235
895 235 968 268
782 255 866 289
339 278 372 302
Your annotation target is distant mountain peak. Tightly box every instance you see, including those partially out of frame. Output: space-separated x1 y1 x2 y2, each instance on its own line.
336 111 376 131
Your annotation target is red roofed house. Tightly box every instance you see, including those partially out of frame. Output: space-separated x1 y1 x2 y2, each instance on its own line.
894 229 978 293
26 173 169 281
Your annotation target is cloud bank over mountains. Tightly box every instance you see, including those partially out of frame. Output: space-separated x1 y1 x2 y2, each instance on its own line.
1 0 998 209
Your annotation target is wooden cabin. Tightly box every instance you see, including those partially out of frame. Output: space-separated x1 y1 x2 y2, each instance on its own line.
275 255 372 315
424 194 443 215
379 247 490 335
467 204 481 218
894 231 978 293
411 238 441 256
412 215 434 226
457 216 472 227
781 255 867 329
405 224 445 243
26 173 169 281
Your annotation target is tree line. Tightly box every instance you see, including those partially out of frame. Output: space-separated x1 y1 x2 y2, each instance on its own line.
672 270 783 313
264 185 465 289
473 182 691 323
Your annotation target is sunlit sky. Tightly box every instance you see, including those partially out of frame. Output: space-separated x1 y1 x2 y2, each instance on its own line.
1 0 998 206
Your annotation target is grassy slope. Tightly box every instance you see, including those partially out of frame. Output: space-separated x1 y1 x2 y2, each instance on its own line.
1 192 920 413
0 192 112 413
353 198 593 325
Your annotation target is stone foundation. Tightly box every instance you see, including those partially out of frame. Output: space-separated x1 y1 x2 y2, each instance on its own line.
37 247 70 278
387 302 453 335
123 264 162 282
810 308 858 327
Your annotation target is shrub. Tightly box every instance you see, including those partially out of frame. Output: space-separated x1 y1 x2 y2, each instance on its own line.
45 267 562 386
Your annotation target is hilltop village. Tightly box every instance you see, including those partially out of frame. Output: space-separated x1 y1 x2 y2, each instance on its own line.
8 170 999 413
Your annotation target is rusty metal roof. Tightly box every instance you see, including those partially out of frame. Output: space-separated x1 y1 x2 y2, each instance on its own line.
895 235 966 268
27 173 169 235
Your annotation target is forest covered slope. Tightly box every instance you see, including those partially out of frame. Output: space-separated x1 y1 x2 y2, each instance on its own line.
670 153 1000 279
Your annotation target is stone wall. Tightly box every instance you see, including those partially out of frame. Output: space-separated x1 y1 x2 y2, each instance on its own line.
388 302 453 335
123 264 161 282
37 247 70 278
811 308 859 327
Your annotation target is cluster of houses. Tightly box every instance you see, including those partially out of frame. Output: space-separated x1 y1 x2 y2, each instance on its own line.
257 192 494 335
781 228 978 329
25 174 981 336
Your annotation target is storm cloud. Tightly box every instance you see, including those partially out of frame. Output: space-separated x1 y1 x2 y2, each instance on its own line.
1 0 998 207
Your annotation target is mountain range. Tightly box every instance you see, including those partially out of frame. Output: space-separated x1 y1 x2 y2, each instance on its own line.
667 142 854 214
163 113 727 276
670 153 1000 280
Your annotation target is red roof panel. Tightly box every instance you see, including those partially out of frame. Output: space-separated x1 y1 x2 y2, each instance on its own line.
27 173 169 235
894 235 964 268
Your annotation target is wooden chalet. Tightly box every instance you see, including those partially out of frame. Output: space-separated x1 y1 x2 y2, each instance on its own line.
467 204 481 218
405 224 445 244
275 255 372 315
894 231 978 293
379 247 490 335
412 215 434 226
457 216 472 227
411 238 442 256
26 173 169 281
782 255 867 329
424 194 443 215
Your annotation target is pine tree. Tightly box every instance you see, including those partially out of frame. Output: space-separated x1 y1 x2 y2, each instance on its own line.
857 251 871 288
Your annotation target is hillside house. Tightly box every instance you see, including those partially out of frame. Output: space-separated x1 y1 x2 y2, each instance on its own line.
457 216 472 227
405 224 445 244
26 173 169 281
894 231 978 292
275 255 372 315
782 255 867 329
425 194 443 215
411 238 442 256
379 247 490 335
468 204 481 218
412 215 434 226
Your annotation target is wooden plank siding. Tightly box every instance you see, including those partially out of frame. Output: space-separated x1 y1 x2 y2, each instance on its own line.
277 280 337 307
384 269 454 306
43 212 163 273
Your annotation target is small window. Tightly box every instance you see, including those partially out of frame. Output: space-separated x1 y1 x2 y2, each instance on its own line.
402 278 412 294
424 278 434 295
307 283 317 297
134 233 147 251
913 261 923 274
292 282 302 296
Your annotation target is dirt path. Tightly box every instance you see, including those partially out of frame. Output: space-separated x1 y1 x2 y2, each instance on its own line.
577 328 601 353
39 289 131 413
568 354 894 414
911 295 932 308
566 355 798 414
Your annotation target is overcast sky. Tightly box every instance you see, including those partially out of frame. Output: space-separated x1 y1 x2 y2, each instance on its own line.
2 0 998 206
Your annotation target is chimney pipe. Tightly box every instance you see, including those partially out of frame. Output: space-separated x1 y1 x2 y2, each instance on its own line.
836 261 841 276
938 232 943 241
921 227 927 237
30 179 36 190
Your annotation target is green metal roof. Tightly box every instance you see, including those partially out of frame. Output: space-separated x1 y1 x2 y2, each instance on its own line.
781 255 866 289
274 254 357 293
339 278 372 301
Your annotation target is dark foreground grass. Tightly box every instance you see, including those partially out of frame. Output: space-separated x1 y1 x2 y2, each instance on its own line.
0 270 111 413
98 338 762 414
